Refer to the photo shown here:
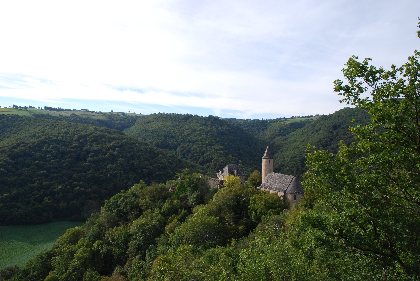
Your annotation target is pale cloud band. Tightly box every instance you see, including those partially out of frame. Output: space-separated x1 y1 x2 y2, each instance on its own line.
0 0 418 118
0 73 336 117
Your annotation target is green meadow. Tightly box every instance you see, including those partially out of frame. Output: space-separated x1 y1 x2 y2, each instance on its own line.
0 108 33 116
0 221 81 269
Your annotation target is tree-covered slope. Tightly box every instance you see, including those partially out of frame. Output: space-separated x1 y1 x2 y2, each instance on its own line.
0 108 367 225
125 114 265 174
124 109 368 177
0 173 288 281
271 107 370 176
0 116 184 224
225 116 314 142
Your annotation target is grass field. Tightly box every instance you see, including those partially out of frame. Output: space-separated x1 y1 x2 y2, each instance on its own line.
0 221 81 269
282 115 319 123
0 108 33 116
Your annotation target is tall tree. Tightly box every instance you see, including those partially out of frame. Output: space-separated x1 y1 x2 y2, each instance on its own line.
300 22 420 278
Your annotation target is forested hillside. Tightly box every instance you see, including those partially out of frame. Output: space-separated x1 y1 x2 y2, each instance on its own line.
2 106 368 179
271 107 370 175
125 114 264 174
0 116 184 224
0 107 369 225
0 174 290 281
125 109 368 176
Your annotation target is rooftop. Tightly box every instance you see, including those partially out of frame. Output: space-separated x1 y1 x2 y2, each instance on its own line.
260 172 303 194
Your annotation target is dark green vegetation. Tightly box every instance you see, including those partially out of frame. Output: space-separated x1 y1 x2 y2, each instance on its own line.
0 221 81 269
126 109 368 176
270 107 370 175
0 103 367 225
0 173 289 281
125 114 264 173
0 116 183 224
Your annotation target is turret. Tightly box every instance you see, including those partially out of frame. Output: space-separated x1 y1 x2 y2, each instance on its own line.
262 146 273 183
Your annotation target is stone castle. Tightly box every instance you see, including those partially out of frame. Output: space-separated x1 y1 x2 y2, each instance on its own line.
216 146 304 207
259 146 304 207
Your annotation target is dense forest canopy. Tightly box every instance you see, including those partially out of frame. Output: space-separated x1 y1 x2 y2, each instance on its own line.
125 113 264 173
0 173 289 281
0 116 184 224
125 109 369 175
0 106 367 225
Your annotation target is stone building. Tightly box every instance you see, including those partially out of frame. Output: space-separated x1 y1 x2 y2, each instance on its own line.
216 164 244 184
259 146 304 207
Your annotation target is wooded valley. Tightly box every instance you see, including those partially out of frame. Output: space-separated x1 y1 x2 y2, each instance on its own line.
0 107 368 225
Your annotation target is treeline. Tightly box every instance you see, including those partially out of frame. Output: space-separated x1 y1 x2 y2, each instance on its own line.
272 107 370 175
2 103 370 178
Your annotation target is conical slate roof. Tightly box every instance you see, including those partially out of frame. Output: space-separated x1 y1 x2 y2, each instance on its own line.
262 146 272 159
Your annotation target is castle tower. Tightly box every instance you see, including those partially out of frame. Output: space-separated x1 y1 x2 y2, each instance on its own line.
262 146 273 183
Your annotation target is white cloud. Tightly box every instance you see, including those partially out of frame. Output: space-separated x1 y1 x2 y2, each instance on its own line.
0 0 419 118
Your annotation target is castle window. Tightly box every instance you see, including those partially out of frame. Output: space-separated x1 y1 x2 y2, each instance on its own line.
293 194 297 200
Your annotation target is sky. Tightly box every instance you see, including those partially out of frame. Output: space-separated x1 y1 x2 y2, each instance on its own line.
0 0 419 119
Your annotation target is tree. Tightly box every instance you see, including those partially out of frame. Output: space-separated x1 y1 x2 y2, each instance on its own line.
245 170 262 188
249 192 286 222
223 175 242 189
300 24 420 279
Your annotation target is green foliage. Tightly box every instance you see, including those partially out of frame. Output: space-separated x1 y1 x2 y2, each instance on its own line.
222 174 242 189
0 116 184 224
15 251 56 281
273 107 370 176
4 172 289 280
126 113 264 174
169 213 229 249
249 192 286 222
237 214 318 281
245 169 262 188
149 245 237 281
169 171 215 210
126 112 360 178
128 210 165 258
227 110 368 177
296 46 420 278
0 107 138 131
0 106 365 225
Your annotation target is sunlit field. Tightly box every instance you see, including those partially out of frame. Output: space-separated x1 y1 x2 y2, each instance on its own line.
0 221 80 269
